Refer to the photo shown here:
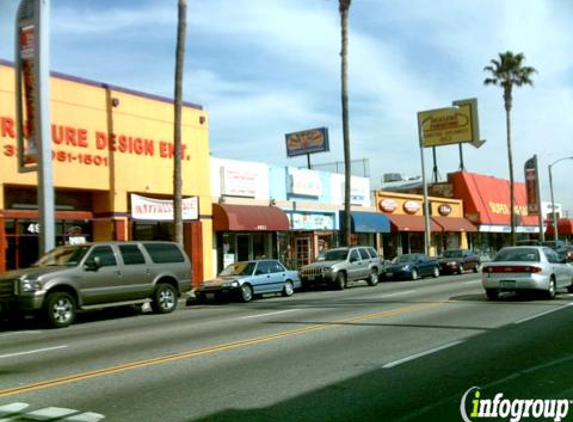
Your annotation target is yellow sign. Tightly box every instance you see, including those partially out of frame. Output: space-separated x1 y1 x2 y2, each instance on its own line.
417 99 479 147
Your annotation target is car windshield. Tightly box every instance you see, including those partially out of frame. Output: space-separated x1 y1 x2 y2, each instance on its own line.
34 245 91 267
392 255 416 264
493 248 540 262
442 250 463 258
220 262 256 276
322 249 349 261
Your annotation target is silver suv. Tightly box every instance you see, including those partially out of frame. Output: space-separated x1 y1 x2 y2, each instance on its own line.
0 241 192 328
299 246 381 290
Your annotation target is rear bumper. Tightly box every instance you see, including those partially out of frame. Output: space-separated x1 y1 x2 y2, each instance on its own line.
482 274 550 291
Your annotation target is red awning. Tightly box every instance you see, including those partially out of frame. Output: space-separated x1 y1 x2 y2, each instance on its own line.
546 218 573 236
212 204 290 231
431 217 477 232
386 214 440 232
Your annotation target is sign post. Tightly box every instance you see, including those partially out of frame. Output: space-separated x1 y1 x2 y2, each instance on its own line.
15 0 54 254
524 155 544 241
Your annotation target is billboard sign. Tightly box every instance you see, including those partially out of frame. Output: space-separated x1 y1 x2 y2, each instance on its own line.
285 127 329 157
524 155 540 215
417 99 479 148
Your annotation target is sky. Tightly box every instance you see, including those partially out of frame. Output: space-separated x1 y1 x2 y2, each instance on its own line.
1 0 572 213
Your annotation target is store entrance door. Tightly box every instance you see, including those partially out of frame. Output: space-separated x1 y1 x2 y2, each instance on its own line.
237 234 250 261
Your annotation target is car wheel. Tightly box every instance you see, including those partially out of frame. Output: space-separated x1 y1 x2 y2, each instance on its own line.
473 263 481 273
335 272 347 290
457 266 463 275
546 277 557 300
432 266 440 278
44 291 76 328
367 269 379 286
240 284 254 302
411 269 419 281
567 280 573 294
282 281 294 297
151 283 178 314
485 288 499 301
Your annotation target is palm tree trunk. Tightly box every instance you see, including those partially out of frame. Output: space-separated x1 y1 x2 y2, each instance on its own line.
504 87 515 246
173 0 187 246
340 1 352 246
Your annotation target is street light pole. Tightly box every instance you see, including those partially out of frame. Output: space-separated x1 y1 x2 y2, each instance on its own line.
548 156 573 242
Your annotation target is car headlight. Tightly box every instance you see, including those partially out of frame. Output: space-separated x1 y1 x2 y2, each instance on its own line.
222 281 240 288
401 265 411 271
19 276 41 293
322 267 333 273
447 261 458 266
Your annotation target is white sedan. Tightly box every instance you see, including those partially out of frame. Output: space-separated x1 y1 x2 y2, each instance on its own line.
482 246 573 300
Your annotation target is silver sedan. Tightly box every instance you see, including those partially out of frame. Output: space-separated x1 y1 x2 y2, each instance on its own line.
482 246 573 300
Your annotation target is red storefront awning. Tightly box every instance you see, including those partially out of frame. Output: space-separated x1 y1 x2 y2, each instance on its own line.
386 214 440 232
546 218 573 236
212 204 290 231
431 216 477 232
448 171 540 230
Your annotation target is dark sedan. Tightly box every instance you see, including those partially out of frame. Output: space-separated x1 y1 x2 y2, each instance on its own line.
437 249 481 275
381 253 440 281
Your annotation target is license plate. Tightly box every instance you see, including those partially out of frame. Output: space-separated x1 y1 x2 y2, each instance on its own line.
386 272 393 277
206 293 216 300
500 280 516 289
307 275 315 281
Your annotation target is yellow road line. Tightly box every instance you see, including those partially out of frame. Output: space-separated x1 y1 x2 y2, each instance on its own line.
0 300 445 397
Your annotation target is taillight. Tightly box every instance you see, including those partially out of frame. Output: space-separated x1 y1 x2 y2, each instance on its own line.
483 265 542 273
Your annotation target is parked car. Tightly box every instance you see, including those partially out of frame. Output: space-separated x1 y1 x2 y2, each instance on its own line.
0 241 192 328
298 246 381 290
196 259 301 302
482 246 573 300
381 253 440 281
557 245 573 262
437 249 481 274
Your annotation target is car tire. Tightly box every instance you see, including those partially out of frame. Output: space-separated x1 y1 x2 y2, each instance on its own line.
546 278 557 300
473 263 481 273
335 272 347 290
367 269 379 286
151 283 178 314
240 284 254 302
457 266 463 275
282 281 294 297
567 281 573 294
411 269 419 281
44 291 76 328
432 266 440 278
485 288 499 301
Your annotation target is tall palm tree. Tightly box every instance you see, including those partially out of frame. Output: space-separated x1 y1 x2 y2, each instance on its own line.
339 0 352 246
483 51 536 246
173 0 187 245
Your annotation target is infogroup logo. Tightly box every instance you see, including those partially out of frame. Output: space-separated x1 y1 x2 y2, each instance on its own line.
460 387 571 422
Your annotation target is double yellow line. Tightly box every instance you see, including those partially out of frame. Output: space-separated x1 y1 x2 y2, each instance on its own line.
0 300 445 397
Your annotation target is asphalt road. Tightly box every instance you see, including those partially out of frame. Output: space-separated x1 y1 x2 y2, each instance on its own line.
1 272 573 422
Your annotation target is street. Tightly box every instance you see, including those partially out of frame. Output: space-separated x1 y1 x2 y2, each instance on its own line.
2 273 573 421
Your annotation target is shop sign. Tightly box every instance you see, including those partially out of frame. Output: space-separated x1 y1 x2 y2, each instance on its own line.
131 194 198 221
221 166 258 197
403 200 421 214
379 198 398 213
285 127 329 157
289 212 334 230
438 204 452 216
289 169 322 197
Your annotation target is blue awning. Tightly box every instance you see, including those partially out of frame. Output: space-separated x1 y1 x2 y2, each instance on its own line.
339 211 390 233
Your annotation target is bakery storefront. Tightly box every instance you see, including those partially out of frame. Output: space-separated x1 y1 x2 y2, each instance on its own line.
375 191 475 257
0 60 214 284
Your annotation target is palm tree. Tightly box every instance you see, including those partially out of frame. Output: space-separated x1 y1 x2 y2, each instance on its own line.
173 0 187 245
339 0 352 246
483 51 536 246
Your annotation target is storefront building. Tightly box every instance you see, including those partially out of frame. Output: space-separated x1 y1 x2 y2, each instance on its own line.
375 191 476 258
0 60 214 284
546 218 573 242
445 171 540 254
